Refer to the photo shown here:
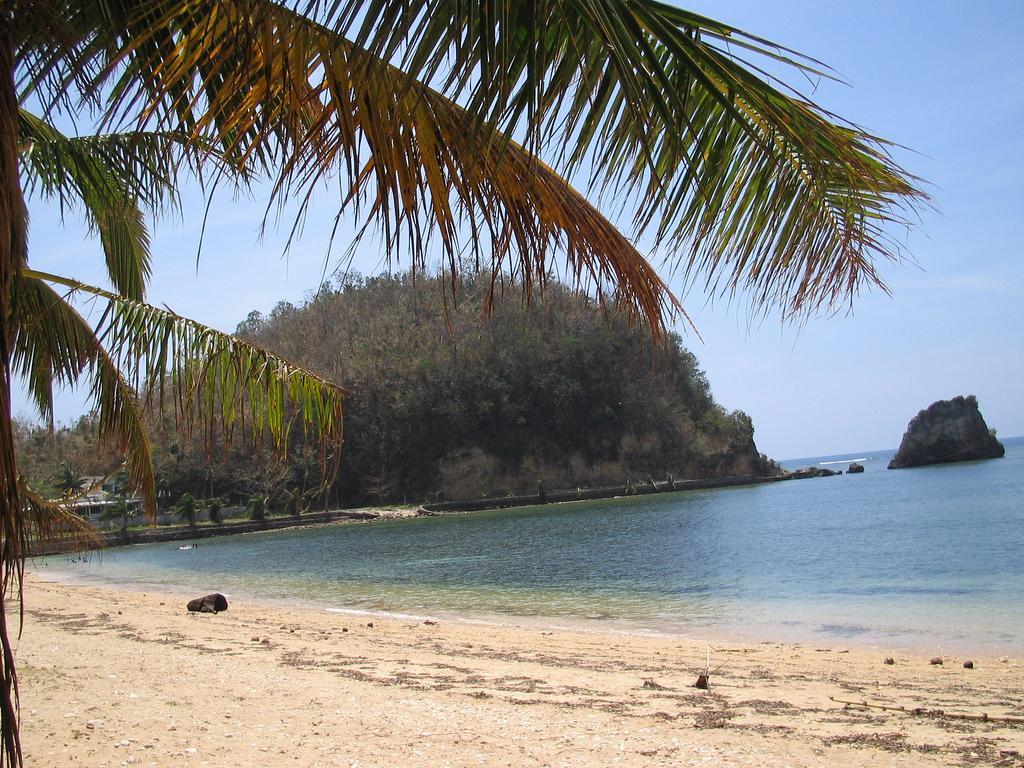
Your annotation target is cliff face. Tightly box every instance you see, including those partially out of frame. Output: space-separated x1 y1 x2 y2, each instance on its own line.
888 395 1005 469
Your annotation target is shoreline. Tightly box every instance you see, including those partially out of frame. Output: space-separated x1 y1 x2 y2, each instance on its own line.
30 565 1023 658
35 506 421 556
16 575 1024 767
37 470 833 556
33 566 762 647
417 470 829 514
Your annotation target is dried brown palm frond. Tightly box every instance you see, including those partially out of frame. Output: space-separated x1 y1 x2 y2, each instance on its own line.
103 0 682 334
21 0 925 325
21 2 927 328
17 480 100 556
341 0 928 316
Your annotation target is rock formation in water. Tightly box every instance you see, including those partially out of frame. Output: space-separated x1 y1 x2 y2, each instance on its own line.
788 466 840 479
847 462 865 474
888 395 1004 469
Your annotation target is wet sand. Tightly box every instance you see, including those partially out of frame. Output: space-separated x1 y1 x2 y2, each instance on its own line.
15 575 1024 766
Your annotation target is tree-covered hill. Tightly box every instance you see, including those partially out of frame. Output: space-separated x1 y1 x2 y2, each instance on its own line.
237 272 778 503
15 273 779 508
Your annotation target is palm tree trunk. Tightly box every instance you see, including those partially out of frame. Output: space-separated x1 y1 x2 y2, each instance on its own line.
0 4 27 764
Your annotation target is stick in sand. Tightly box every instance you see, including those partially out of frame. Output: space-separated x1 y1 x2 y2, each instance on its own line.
829 696 1024 724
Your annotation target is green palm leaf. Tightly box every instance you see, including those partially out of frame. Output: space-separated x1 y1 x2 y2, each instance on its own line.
18 108 233 301
12 273 158 515
22 268 348 483
344 0 927 315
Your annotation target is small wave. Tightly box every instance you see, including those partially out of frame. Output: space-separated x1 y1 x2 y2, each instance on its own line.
411 555 488 566
325 606 433 621
828 585 980 597
819 457 869 466
816 623 873 637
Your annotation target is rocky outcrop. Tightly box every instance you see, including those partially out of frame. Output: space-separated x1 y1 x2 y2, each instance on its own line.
847 462 865 474
788 466 840 479
888 396 1004 469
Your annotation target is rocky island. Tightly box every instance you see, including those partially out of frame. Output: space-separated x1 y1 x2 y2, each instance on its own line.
888 395 1005 469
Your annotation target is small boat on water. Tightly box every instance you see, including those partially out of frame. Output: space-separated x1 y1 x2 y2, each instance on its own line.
179 544 197 551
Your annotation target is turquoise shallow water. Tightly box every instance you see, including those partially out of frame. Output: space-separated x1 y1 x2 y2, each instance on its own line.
39 437 1024 652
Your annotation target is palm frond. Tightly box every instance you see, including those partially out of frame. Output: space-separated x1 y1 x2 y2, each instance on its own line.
18 108 232 300
341 0 928 316
18 480 101 556
11 274 158 515
91 359 157 518
22 0 682 334
23 268 348 479
11 272 92 423
22 0 926 323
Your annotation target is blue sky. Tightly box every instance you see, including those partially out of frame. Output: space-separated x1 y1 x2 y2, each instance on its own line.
17 1 1024 460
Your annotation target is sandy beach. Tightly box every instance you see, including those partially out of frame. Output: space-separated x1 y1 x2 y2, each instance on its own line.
14 575 1024 767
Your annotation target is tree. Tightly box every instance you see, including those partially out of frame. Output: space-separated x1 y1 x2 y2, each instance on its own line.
1 1 927 764
229 271 782 502
281 487 304 518
246 495 268 523
55 462 85 498
99 494 131 539
173 492 197 529
205 498 223 526
3 75 348 768
98 469 133 539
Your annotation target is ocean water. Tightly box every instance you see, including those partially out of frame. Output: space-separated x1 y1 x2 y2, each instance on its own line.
39 437 1024 653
